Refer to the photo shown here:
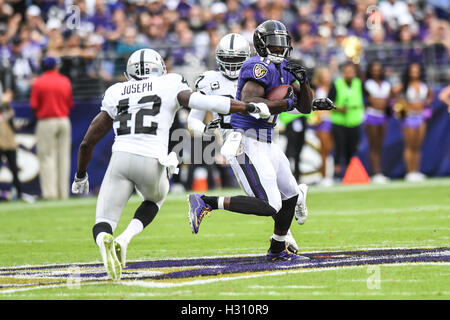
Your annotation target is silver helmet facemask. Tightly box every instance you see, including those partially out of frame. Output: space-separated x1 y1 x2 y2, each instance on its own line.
216 34 251 79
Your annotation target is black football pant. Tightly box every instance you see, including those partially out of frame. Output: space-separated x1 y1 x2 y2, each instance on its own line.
331 124 361 177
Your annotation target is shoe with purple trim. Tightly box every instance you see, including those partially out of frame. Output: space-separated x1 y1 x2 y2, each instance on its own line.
188 194 212 234
266 249 309 262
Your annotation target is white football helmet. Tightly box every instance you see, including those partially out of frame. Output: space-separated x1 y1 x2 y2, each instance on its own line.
216 33 251 79
125 48 166 80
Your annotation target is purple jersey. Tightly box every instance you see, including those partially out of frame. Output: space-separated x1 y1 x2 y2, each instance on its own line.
231 56 296 142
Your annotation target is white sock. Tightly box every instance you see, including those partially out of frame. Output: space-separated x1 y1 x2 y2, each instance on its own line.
218 197 225 210
95 232 108 247
272 234 287 242
116 219 144 244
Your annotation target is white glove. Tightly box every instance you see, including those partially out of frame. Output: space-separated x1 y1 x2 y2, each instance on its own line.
159 152 180 177
204 118 221 136
248 102 271 119
71 172 89 195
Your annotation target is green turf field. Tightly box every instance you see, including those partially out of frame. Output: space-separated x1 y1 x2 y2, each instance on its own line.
0 178 449 300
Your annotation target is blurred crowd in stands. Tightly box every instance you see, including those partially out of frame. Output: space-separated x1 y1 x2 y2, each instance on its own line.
0 0 448 100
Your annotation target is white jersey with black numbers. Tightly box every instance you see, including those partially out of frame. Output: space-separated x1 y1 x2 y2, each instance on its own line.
101 73 191 160
194 70 238 134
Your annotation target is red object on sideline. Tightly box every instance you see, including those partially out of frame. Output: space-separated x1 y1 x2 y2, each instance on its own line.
30 70 73 119
343 156 370 185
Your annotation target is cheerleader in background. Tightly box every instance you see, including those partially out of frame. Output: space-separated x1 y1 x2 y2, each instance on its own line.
364 61 392 184
310 67 334 186
398 62 434 182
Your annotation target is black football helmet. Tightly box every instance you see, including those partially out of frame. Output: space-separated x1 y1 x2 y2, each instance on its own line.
253 20 292 64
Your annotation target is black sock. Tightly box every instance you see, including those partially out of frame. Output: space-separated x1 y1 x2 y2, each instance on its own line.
273 195 298 231
92 222 113 243
201 196 218 210
134 200 159 228
269 238 286 254
228 195 277 216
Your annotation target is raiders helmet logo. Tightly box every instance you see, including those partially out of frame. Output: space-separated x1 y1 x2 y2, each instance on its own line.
253 64 268 79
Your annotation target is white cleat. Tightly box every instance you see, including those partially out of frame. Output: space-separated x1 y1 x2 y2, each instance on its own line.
285 229 299 254
114 238 128 269
99 234 122 281
295 184 308 225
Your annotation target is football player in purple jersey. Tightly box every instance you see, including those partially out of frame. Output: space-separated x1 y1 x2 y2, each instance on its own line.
188 20 335 261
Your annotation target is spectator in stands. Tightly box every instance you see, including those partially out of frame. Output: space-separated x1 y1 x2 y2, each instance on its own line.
328 61 365 179
18 26 42 72
378 0 410 33
116 26 146 57
311 67 334 186
399 62 433 182
24 5 47 36
30 57 73 200
396 23 423 64
364 61 392 183
59 32 89 86
0 26 10 60
0 0 21 41
169 19 197 67
9 36 36 99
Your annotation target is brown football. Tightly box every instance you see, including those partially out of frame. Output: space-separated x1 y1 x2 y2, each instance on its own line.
267 84 292 100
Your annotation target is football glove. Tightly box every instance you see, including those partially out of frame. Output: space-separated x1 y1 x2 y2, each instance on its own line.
246 102 271 119
71 172 89 195
284 60 308 84
204 118 221 135
312 98 337 111
284 86 297 111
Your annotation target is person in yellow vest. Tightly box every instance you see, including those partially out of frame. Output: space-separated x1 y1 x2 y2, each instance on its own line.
327 61 365 179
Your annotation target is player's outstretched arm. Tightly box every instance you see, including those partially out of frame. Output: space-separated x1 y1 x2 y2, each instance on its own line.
240 81 290 114
76 111 113 177
177 90 270 118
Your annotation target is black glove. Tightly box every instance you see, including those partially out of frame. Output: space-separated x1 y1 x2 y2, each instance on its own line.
204 118 221 135
312 98 337 111
284 86 297 111
284 60 308 84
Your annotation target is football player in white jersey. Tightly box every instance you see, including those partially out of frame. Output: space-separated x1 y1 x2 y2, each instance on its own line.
71 48 274 280
187 33 248 139
187 33 301 253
